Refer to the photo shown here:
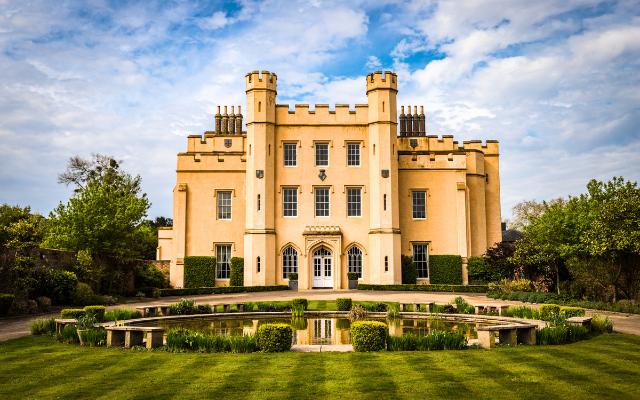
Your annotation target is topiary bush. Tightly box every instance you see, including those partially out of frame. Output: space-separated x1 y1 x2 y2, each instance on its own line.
559 306 585 318
401 255 417 284
83 305 106 322
229 257 244 287
60 308 86 319
539 304 561 321
183 256 216 288
256 323 293 352
288 272 298 281
347 272 359 281
0 293 15 317
350 320 388 352
336 298 352 311
291 298 308 310
429 255 462 284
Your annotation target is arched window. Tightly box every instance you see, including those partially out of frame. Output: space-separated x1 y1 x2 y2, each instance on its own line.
347 246 363 278
282 246 298 279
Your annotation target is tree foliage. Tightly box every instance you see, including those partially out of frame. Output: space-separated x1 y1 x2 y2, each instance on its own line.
44 154 151 258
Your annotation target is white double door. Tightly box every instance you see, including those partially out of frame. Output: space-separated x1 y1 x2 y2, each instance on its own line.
312 247 333 288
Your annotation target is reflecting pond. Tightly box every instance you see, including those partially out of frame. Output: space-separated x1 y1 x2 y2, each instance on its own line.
139 316 490 345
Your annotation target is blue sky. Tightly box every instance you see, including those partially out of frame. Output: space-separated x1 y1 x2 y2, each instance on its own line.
1 0 639 221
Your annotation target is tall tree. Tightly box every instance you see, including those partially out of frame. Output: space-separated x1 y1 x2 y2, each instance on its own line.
44 154 151 258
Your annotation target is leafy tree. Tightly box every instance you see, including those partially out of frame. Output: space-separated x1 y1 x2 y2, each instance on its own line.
509 199 563 231
44 154 151 258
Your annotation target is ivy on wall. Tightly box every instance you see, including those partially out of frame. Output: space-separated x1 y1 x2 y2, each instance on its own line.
401 255 417 284
229 257 244 287
429 255 463 284
183 256 216 288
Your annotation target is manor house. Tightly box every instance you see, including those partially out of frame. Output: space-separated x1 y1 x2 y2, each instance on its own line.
157 71 502 289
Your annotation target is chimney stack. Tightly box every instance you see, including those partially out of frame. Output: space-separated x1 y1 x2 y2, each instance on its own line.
215 105 222 133
419 106 425 136
229 106 236 134
399 106 406 136
221 106 228 134
235 105 243 133
413 106 419 135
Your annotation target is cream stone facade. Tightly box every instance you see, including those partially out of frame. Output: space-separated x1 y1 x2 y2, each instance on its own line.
157 71 502 289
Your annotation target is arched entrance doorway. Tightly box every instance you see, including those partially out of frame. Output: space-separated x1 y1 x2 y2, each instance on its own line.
312 246 332 288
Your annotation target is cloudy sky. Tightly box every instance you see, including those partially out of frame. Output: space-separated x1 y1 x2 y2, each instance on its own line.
1 0 639 220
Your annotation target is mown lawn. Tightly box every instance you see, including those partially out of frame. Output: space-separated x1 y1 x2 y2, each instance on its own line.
1 334 639 399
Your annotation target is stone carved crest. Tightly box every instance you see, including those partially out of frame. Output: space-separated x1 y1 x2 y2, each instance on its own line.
381 169 389 178
256 170 264 179
224 139 232 148
319 169 327 181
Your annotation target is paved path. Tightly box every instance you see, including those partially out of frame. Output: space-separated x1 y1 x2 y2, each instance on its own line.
2 290 639 341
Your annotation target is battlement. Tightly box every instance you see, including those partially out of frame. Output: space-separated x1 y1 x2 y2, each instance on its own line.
461 140 499 155
366 71 398 93
245 70 277 92
275 103 368 125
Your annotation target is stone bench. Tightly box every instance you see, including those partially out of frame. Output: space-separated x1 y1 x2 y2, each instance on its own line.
477 324 537 349
474 304 510 316
54 319 77 334
106 326 165 349
135 305 171 317
567 316 592 328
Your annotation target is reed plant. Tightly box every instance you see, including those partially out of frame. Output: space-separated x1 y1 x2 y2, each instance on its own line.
387 331 467 351
30 318 56 335
166 328 258 353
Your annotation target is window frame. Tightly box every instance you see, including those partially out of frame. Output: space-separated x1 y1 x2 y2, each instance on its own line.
346 187 362 217
314 186 330 217
315 142 329 167
282 246 298 279
283 142 297 167
282 187 298 217
346 142 361 167
411 190 427 220
412 243 429 279
216 190 232 220
347 246 363 279
215 244 232 279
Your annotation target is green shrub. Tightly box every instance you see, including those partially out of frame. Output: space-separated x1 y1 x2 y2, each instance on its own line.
183 256 216 288
401 255 417 284
347 272 359 281
50 270 78 304
350 321 387 352
0 293 15 317
467 256 494 283
73 282 95 306
359 302 387 312
166 328 258 353
60 308 86 319
229 257 244 287
58 324 78 344
255 301 290 312
104 308 142 322
288 272 298 281
539 304 561 320
560 306 585 318
135 263 167 289
357 284 487 293
158 285 289 296
256 323 293 352
336 298 352 311
452 297 475 314
31 318 56 335
591 314 614 333
387 331 467 351
291 298 308 310
537 324 589 345
169 299 197 315
83 306 106 322
429 255 462 284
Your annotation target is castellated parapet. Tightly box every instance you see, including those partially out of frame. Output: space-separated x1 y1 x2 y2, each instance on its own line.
159 70 502 291
245 70 277 92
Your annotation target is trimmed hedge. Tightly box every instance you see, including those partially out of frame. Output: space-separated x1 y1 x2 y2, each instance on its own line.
184 256 216 288
256 323 293 352
401 255 417 284
467 256 491 283
229 257 244 287
429 255 462 284
487 291 640 314
0 293 15 317
159 285 289 297
350 320 388 352
60 308 86 319
83 306 106 322
336 298 352 311
560 306 585 318
540 304 561 320
357 284 488 293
